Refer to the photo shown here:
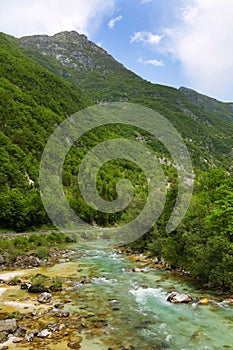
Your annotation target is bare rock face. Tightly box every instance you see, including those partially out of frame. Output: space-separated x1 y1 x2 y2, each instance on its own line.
19 31 124 74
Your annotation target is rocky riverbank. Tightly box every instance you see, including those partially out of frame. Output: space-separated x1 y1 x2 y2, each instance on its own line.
0 245 131 350
0 244 232 350
0 246 81 349
121 251 233 304
0 247 74 271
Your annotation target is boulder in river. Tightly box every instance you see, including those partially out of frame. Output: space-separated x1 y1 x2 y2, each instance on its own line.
167 292 193 303
198 298 209 305
132 267 143 272
37 292 52 304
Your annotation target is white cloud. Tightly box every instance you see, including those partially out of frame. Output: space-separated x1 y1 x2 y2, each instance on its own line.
138 58 164 67
0 0 115 38
166 0 233 100
108 15 123 29
130 31 163 45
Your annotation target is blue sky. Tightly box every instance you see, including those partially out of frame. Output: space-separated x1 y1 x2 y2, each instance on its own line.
1 0 233 102
94 0 188 91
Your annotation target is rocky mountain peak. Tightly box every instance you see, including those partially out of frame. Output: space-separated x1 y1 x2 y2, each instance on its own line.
53 30 88 42
19 30 123 74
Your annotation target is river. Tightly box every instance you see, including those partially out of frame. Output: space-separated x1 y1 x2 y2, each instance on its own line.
67 242 233 350
1 241 233 349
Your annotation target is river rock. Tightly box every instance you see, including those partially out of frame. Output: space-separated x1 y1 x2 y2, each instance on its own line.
7 279 21 286
37 329 51 338
15 325 27 337
0 319 17 334
25 329 39 342
0 253 8 265
132 267 143 272
223 297 233 304
0 332 8 343
67 336 82 349
28 284 49 293
79 277 91 284
0 345 8 350
199 298 209 305
11 336 22 343
54 311 70 318
20 282 32 290
37 292 52 303
59 324 66 331
167 292 193 303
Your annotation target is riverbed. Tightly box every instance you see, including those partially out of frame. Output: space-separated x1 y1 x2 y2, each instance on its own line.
0 241 233 349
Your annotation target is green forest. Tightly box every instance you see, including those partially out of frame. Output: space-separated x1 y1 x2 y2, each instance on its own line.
0 32 233 291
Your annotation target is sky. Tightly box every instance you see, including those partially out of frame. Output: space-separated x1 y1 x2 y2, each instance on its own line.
1 0 233 102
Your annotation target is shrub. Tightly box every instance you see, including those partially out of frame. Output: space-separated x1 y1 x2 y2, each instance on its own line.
49 276 63 292
13 236 29 249
35 247 49 259
8 245 21 262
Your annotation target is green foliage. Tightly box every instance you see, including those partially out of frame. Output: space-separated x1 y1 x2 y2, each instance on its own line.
35 247 49 259
29 274 63 292
46 231 66 244
28 234 47 246
0 33 88 232
30 274 47 289
0 232 70 263
49 276 63 292
8 245 21 262
132 169 233 291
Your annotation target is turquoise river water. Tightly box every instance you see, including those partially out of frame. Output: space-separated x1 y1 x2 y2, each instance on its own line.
66 242 233 350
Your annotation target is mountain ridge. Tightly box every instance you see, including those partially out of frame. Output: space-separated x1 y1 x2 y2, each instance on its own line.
18 30 233 168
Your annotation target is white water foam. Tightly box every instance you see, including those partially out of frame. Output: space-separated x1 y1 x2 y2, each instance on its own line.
129 287 169 306
92 277 118 284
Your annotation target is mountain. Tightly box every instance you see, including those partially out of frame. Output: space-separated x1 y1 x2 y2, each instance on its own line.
0 30 233 232
19 31 233 168
1 31 233 291
179 86 233 123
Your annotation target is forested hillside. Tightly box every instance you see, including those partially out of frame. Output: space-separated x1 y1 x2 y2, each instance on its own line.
0 33 88 231
0 31 233 291
20 31 233 169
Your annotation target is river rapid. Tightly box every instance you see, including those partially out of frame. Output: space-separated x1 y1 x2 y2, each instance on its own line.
1 241 233 349
68 242 233 350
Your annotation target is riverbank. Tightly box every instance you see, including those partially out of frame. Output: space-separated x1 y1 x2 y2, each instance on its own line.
0 241 233 349
120 246 233 298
